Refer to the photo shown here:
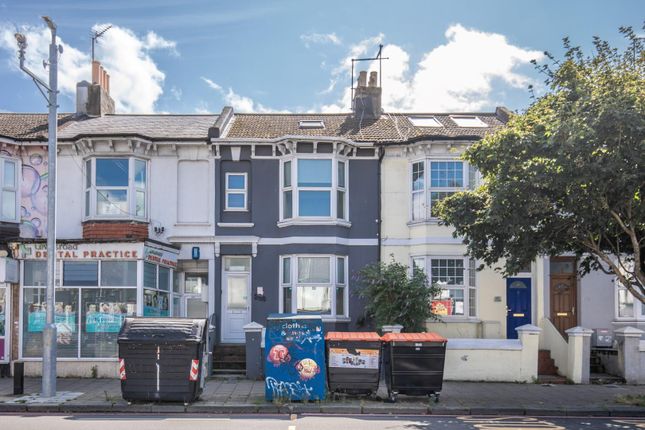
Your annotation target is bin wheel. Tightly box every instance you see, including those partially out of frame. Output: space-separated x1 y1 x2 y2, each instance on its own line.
387 392 398 403
429 393 440 403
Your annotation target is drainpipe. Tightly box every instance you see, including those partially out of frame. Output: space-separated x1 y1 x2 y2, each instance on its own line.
377 146 385 263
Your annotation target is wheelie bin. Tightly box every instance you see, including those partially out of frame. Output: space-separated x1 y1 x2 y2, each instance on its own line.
325 331 381 396
118 317 208 404
381 332 447 403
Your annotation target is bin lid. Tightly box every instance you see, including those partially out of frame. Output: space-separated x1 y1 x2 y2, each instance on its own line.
118 317 207 343
325 331 381 341
381 332 447 343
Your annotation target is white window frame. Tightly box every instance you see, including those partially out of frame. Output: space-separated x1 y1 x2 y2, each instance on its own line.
412 255 477 320
278 254 349 320
0 156 20 223
224 172 248 211
409 158 470 222
450 115 488 128
407 116 442 127
615 280 645 321
84 157 149 221
298 120 325 129
279 155 349 226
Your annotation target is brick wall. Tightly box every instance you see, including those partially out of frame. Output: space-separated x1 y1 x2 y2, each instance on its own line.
82 221 149 241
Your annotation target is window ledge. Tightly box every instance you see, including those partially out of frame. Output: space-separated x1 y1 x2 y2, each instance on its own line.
174 222 211 227
277 219 351 228
427 317 481 323
321 316 351 323
407 219 441 227
83 218 149 224
217 222 254 228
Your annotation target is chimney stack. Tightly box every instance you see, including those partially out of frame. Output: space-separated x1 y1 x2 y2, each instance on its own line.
352 70 382 119
77 60 115 116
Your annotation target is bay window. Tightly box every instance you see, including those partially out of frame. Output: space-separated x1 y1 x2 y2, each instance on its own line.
0 157 19 222
85 157 148 219
280 255 348 318
413 256 477 318
280 157 348 222
411 159 472 221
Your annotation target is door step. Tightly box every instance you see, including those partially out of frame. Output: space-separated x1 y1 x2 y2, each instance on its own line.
213 344 246 376
590 373 625 385
538 350 560 375
537 374 568 384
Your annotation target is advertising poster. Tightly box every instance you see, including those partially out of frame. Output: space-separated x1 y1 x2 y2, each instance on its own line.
28 304 77 333
431 299 453 316
0 339 4 361
86 302 127 333
264 314 326 401
329 348 380 369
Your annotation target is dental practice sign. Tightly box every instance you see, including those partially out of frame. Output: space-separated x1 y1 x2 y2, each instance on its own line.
264 314 326 401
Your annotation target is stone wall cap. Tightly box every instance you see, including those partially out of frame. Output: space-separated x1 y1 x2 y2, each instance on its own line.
243 322 264 332
565 326 594 336
515 324 541 334
614 326 645 337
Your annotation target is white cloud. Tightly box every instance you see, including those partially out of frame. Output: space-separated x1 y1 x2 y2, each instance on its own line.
300 32 342 48
201 76 283 113
170 86 182 101
0 22 177 113
322 25 542 112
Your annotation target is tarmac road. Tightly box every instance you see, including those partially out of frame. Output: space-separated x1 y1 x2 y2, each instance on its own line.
1 414 645 430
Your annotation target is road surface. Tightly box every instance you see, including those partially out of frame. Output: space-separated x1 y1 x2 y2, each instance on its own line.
1 414 645 430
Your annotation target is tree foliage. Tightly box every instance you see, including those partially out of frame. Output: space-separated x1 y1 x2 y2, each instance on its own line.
355 258 441 332
438 26 645 302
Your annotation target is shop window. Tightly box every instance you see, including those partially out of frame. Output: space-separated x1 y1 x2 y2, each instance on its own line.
63 261 98 286
84 157 147 220
81 288 136 358
143 262 157 289
280 255 348 318
101 261 137 286
24 260 47 286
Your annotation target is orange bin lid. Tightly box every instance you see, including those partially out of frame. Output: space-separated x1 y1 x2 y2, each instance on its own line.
325 331 381 341
381 332 447 343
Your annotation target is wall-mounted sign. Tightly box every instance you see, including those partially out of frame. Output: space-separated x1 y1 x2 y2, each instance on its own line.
144 246 178 268
192 246 200 260
10 242 140 260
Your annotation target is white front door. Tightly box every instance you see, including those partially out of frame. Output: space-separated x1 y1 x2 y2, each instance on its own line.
221 257 251 343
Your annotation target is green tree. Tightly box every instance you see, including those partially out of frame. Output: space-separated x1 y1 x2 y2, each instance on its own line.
438 26 645 303
355 258 441 332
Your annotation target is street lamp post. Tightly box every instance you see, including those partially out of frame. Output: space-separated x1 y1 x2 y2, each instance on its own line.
15 16 60 398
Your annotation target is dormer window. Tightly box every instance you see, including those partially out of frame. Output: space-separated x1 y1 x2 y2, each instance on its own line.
450 115 487 127
408 116 442 127
298 120 325 129
84 157 148 220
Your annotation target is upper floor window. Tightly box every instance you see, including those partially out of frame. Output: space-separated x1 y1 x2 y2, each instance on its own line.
0 157 19 222
280 157 348 222
85 157 147 219
225 173 248 211
450 115 487 127
411 159 475 221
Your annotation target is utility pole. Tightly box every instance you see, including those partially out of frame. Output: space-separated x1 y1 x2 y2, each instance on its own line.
15 16 60 398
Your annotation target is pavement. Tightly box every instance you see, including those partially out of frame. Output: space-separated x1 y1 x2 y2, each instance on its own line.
1 376 645 417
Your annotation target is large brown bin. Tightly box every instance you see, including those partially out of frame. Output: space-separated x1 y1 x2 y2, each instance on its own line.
325 332 382 396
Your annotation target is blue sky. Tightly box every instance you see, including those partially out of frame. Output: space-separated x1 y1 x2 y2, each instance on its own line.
0 0 642 114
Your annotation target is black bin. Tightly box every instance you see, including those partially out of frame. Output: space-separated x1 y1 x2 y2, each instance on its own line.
118 317 208 403
325 331 382 395
382 332 447 403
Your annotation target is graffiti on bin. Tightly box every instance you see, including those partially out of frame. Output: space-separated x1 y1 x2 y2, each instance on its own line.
265 376 314 399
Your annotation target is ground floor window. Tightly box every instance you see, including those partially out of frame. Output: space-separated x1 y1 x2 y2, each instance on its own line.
279 255 348 318
21 257 175 359
413 256 476 318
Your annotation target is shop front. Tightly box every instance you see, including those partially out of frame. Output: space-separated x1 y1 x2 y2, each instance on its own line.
10 240 179 377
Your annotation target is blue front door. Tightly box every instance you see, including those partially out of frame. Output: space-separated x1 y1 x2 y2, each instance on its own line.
506 278 531 339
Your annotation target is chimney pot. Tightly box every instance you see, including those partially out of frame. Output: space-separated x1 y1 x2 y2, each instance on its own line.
92 61 101 85
358 71 367 88
369 71 378 87
105 73 110 95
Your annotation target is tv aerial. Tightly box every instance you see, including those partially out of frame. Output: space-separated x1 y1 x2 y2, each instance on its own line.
91 25 112 62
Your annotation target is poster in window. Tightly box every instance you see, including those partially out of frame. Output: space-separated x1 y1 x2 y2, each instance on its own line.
431 299 453 316
328 348 379 369
27 302 77 333
86 302 128 333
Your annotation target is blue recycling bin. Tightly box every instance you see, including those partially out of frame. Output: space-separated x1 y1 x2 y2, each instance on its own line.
264 314 326 401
